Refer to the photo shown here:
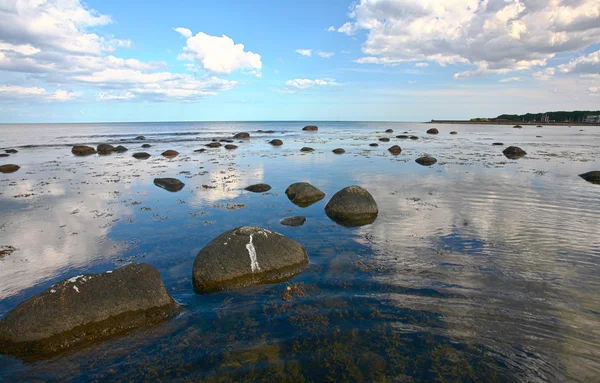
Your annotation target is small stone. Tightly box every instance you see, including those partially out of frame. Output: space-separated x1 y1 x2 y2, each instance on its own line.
194 148 206 153
450 131 457 135
579 171 600 185
114 145 128 153
141 144 152 148
513 125 522 129
385 129 393 133
132 152 151 160
415 156 437 166
0 154 8 158
206 142 222 148
135 136 146 140
492 142 504 146
153 178 185 192
5 149 18 154
378 137 390 142
245 183 271 193
369 143 379 147
410 136 419 140
396 135 409 139
225 144 238 150
280 216 306 227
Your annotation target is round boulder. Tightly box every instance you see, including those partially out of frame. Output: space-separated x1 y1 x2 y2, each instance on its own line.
225 144 238 150
154 178 185 192
192 226 309 294
579 171 600 185
0 164 20 174
415 156 437 166
378 137 390 142
114 145 128 153
332 148 345 154
280 216 306 227
71 145 96 156
285 182 325 207
97 144 115 155
503 146 527 159
135 136 146 140
132 152 151 160
141 144 152 148
0 263 177 358
324 185 378 227
269 139 283 146
206 142 222 148
161 150 179 158
388 145 402 155
233 132 250 139
245 183 271 193
426 128 439 134
303 125 318 131
300 147 314 152
385 129 394 133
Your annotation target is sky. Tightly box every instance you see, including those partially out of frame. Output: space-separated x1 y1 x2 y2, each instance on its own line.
0 0 599 123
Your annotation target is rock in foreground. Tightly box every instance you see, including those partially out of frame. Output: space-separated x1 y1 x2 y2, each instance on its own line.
192 226 308 294
97 144 115 155
285 182 325 207
303 125 318 131
325 186 378 227
388 145 402 155
245 183 271 193
579 171 600 185
154 178 185 192
0 264 177 358
132 152 151 160
503 146 527 159
161 150 179 158
71 145 96 156
0 164 20 173
280 216 306 227
415 156 437 166
114 145 128 153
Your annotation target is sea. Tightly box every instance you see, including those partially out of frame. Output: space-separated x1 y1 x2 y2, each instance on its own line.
0 121 599 382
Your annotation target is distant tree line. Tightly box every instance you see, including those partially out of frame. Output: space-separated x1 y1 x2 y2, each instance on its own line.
493 111 600 122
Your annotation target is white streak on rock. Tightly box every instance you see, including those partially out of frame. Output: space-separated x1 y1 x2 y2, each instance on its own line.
73 285 80 293
246 234 261 273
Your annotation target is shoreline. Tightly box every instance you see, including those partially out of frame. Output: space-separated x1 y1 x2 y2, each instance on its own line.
428 120 600 126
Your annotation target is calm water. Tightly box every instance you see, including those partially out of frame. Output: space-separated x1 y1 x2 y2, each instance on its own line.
0 121 599 382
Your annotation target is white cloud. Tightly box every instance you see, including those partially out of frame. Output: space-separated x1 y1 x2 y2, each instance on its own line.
408 80 416 84
336 0 600 78
173 27 192 38
414 62 429 68
98 91 135 100
177 30 262 76
317 51 334 58
0 85 80 101
499 77 523 83
279 78 341 93
589 87 599 94
533 68 556 81
295 49 312 57
557 50 600 75
327 26 336 32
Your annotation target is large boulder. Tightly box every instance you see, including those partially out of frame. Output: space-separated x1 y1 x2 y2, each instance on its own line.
132 152 151 160
161 150 179 158
0 164 20 174
415 156 437 166
97 144 115 155
285 182 325 207
233 132 250 139
245 183 271 193
71 145 96 156
427 128 439 134
154 178 185 192
503 146 527 159
579 171 600 185
192 226 309 294
269 139 283 146
303 125 318 131
388 145 402 155
325 186 378 227
0 263 177 358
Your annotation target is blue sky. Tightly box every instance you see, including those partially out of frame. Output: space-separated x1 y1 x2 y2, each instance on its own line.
0 0 599 122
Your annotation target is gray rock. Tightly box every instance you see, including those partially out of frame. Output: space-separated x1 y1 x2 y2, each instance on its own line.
0 164 20 174
427 128 439 134
269 139 283 146
285 182 325 207
97 144 115 155
233 132 250 139
141 144 152 148
503 146 527 159
385 129 393 133
135 136 146 140
114 145 128 153
303 125 318 131
132 152 151 160
206 142 222 148
245 183 271 193
388 145 402 155
325 186 378 227
415 156 437 166
332 148 345 154
71 145 96 156
280 216 306 227
492 142 504 146
580 171 600 185
192 226 308 294
5 149 18 154
396 135 409 139
0 263 177 358
154 178 185 192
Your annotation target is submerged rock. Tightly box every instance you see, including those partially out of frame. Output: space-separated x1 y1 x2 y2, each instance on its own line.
71 145 96 156
245 183 271 193
300 147 314 152
141 144 152 148
135 136 146 140
450 131 457 135
5 149 18 154
579 171 600 185
161 150 179 158
0 164 20 174
285 182 325 207
378 137 390 142
280 216 306 227
233 132 250 139
153 178 185 192
410 136 419 140
332 148 345 154
132 152 151 160
303 125 318 131
388 145 402 155
369 143 379 147
325 186 378 227
97 144 115 155
492 142 504 146
513 125 522 129
415 156 437 166
396 135 409 139
225 144 238 150
206 142 222 148
269 139 283 146
192 226 309 294
114 145 128 153
0 264 177 358
427 128 439 134
194 148 206 153
0 154 8 158
503 146 527 159
385 129 394 133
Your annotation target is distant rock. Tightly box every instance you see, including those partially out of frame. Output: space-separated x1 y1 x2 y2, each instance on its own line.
71 145 96 156
410 136 419 140
153 178 185 192
325 186 378 227
300 147 314 152
513 125 522 129
5 149 18 154
579 171 600 185
388 145 402 155
537 125 543 128
194 148 206 153
134 136 146 140
415 156 437 166
192 226 308 294
285 182 325 207
332 148 345 154
206 142 222 148
0 263 177 358
269 139 283 146
245 183 271 193
97 144 115 155
426 128 439 134
141 144 152 148
396 135 409 139
263 130 276 134
132 152 151 160
378 137 390 142
450 131 457 135
303 125 318 131
161 150 179 158
0 154 8 158
225 144 238 150
233 132 250 139
492 142 504 146
280 216 306 227
0 164 20 174
369 143 379 147
220 139 234 143
385 129 394 133
114 145 128 153
503 146 527 159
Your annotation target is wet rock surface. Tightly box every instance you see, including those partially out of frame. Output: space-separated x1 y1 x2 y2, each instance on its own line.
378 137 390 142
153 178 185 192
450 131 457 135
492 142 504 146
385 129 393 133
415 156 437 166
369 143 379 147
192 226 309 294
141 144 152 148
224 144 238 150
503 146 527 159
332 148 345 154
269 139 283 146
206 142 222 148
579 171 600 184
280 216 306 227
5 149 18 154
114 145 128 153
427 128 439 134
0 164 20 173
161 150 179 158
245 183 272 193
300 147 314 152
396 135 409 139
132 152 151 160
388 145 402 155
325 186 378 227
302 125 318 131
233 132 250 139
285 182 325 207
0 264 177 358
97 144 115 155
71 145 96 156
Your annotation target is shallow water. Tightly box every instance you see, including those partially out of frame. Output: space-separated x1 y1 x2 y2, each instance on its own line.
0 121 599 382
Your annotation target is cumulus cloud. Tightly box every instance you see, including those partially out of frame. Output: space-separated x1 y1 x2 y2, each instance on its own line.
335 0 600 78
295 49 312 57
557 50 600 75
317 51 334 58
0 85 80 101
296 49 334 58
499 77 523 83
278 78 341 93
176 30 262 76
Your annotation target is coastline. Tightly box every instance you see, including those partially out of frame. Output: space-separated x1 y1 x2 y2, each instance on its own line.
428 120 600 126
